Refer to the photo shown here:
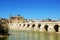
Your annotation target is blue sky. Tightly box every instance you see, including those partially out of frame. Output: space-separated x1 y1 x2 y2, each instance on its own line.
0 0 60 20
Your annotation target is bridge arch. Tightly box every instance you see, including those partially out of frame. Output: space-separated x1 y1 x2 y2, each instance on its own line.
38 24 41 28
27 24 30 28
23 24 25 27
54 25 59 32
32 24 35 28
19 24 21 26
44 25 48 31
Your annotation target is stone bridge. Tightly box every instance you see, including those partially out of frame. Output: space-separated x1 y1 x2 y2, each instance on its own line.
9 21 60 32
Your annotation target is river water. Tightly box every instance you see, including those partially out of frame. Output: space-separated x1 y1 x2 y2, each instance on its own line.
0 31 60 40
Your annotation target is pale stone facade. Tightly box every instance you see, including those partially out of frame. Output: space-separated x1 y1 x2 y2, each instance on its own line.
8 15 60 33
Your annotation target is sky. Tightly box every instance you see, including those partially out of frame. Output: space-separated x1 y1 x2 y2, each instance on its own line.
0 0 60 20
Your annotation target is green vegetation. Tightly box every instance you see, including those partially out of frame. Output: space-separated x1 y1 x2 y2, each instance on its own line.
0 20 9 35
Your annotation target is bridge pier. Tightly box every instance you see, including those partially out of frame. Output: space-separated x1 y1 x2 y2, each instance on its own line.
20 23 24 30
39 25 46 32
48 25 55 32
58 27 60 32
34 24 39 31
23 23 27 30
27 24 32 31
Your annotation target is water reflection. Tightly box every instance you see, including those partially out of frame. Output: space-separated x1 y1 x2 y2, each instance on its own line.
2 31 60 40
48 33 59 40
0 37 8 40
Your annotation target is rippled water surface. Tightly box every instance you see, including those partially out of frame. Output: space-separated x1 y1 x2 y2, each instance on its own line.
0 31 60 40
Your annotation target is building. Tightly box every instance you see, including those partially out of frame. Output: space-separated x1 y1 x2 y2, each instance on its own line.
9 15 25 23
